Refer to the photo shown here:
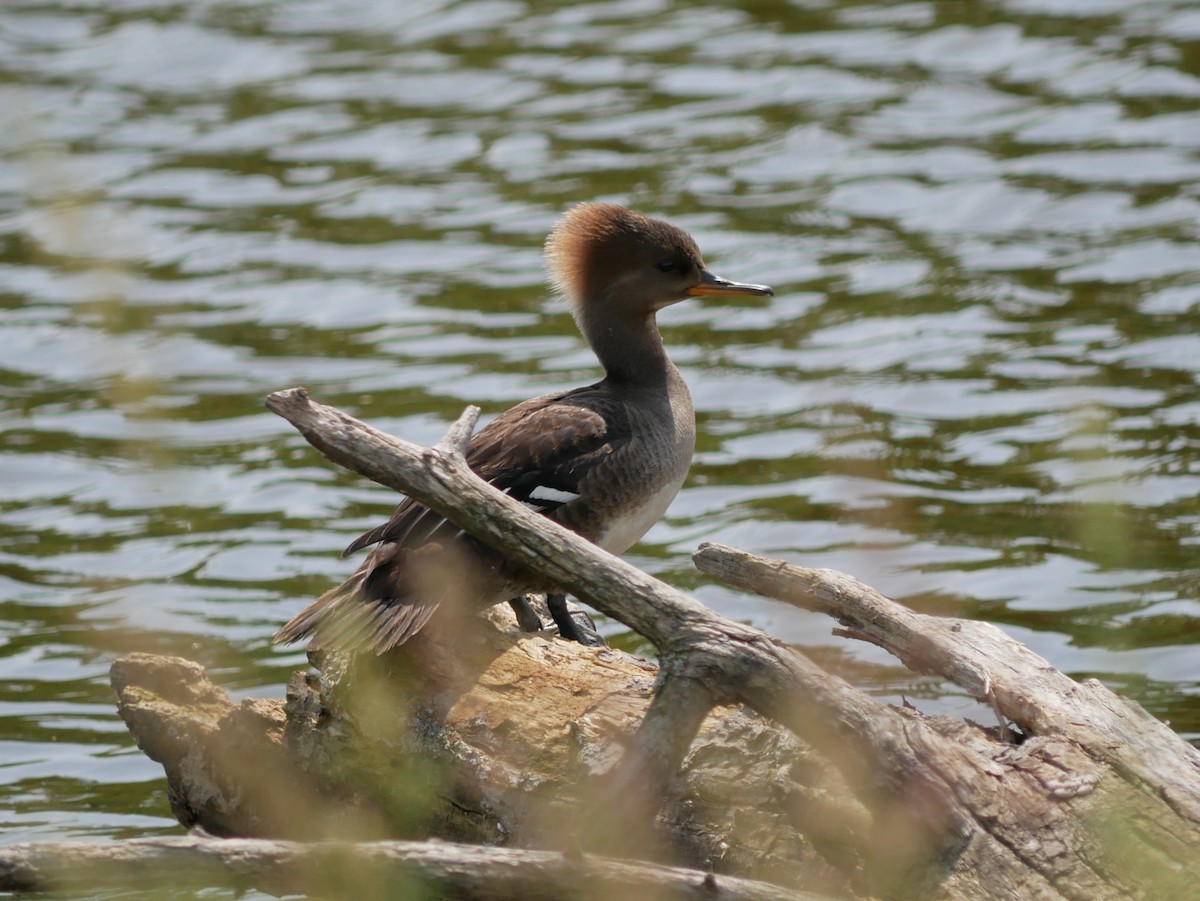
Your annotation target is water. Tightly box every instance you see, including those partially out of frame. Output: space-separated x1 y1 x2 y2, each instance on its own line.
1 0 1198 849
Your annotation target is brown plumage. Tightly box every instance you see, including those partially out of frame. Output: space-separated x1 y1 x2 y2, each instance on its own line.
275 203 773 654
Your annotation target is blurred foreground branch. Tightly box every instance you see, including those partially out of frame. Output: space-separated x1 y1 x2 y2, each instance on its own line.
0 835 816 900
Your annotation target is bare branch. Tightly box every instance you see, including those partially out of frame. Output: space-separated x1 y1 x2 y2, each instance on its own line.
0 836 823 900
435 404 480 458
692 541 1200 824
248 390 1200 899
262 390 973 856
266 388 708 644
263 390 940 803
692 542 996 697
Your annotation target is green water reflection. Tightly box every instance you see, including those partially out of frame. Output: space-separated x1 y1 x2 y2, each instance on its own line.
1 0 1198 848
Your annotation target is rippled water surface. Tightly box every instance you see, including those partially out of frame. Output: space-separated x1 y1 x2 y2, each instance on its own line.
2 0 1199 847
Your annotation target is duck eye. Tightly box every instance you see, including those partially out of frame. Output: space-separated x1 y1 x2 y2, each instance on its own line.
656 259 677 273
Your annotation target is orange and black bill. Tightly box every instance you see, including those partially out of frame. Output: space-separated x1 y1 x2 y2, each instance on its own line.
688 269 773 298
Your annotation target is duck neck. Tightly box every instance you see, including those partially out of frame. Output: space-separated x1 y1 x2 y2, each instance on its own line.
579 309 673 389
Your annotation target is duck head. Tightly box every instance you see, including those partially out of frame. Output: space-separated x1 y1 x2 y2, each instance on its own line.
545 203 773 327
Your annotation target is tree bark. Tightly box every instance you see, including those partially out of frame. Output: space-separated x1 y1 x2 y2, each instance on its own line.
99 388 1200 900
691 544 1200 899
110 630 859 896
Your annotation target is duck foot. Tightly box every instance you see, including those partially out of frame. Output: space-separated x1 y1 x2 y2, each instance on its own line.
508 597 545 633
548 593 607 647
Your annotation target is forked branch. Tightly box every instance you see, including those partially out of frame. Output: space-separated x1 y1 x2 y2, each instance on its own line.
265 388 963 832
263 389 1200 900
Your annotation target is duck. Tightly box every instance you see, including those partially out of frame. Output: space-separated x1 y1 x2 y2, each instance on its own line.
274 202 773 654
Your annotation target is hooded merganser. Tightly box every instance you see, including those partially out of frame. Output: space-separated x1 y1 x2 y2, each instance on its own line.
275 203 773 654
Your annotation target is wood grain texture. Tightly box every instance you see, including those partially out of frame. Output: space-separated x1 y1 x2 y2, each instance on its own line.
95 387 1200 900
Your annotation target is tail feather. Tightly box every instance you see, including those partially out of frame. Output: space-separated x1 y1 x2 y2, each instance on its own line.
274 543 466 654
342 503 444 559
274 581 442 656
272 579 358 647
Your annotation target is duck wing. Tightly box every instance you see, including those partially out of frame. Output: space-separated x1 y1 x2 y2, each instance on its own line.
274 386 630 652
344 385 628 555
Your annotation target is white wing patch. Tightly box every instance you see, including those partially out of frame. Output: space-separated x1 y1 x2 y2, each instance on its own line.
528 485 582 505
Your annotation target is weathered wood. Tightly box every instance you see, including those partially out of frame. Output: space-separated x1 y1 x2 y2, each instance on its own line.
261 389 956 818
111 637 858 895
693 542 1200 815
110 653 388 841
98 389 1200 900
692 542 1200 898
0 835 828 900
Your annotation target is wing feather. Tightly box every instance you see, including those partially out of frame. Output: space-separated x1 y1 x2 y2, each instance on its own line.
341 386 625 554
276 385 630 653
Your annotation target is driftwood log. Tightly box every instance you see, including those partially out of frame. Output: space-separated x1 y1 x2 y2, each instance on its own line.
23 387 1198 899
